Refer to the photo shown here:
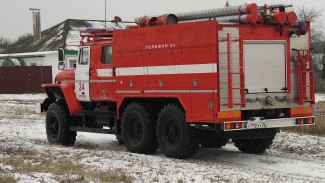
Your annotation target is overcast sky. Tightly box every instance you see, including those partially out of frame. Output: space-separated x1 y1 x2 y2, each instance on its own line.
1 0 325 41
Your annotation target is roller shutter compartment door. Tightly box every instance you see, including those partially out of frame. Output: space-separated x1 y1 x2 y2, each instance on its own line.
244 42 286 93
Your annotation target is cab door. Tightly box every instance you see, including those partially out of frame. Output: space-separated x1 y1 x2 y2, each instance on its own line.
75 46 91 101
89 45 116 101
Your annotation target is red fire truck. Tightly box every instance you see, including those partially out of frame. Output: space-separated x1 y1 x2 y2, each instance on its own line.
41 3 315 158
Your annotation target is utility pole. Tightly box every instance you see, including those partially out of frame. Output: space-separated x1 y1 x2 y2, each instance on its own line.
322 54 325 80
105 0 107 28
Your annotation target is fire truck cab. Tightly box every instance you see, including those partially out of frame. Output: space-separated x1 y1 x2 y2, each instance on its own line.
41 3 315 159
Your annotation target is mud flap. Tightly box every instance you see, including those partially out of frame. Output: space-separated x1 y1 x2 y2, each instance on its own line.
40 98 56 112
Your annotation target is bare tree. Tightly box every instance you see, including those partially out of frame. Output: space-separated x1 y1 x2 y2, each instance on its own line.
295 5 324 42
295 4 325 85
15 33 33 43
0 33 33 54
0 36 12 53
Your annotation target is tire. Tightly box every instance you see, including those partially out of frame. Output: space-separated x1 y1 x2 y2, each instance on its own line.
46 101 77 146
201 135 229 148
115 119 124 145
233 136 275 154
156 104 199 159
121 103 158 154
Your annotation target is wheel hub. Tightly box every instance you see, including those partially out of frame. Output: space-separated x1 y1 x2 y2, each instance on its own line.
50 118 59 138
129 118 143 141
166 122 179 144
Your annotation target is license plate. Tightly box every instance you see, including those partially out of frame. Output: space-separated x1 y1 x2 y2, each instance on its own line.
247 122 266 129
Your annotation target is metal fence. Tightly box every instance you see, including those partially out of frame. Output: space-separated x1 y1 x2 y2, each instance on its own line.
0 66 52 94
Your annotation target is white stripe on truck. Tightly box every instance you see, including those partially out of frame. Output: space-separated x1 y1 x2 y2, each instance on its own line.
116 63 217 76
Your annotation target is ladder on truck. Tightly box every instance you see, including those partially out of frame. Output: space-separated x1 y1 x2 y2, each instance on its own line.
220 33 246 108
293 49 315 105
80 29 115 45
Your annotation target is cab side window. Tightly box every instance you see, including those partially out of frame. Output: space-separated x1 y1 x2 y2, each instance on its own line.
101 46 112 64
79 47 90 65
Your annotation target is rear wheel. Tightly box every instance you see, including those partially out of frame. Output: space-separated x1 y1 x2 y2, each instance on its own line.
233 136 275 154
156 104 199 159
121 103 158 154
46 101 77 146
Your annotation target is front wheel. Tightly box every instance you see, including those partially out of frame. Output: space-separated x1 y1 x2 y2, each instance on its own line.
45 101 76 146
156 104 199 159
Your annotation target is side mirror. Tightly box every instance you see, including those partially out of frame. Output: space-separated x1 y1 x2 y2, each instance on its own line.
58 48 64 62
58 61 65 70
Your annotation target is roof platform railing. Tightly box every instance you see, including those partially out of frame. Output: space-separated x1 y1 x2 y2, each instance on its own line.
80 28 115 45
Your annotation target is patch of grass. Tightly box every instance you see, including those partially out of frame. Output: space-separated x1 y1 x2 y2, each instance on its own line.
0 145 36 157
282 102 325 136
0 167 16 183
0 173 16 183
86 168 134 183
0 102 45 124
0 146 134 183
259 159 276 165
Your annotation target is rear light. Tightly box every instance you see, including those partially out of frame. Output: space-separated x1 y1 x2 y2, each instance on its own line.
237 122 243 129
306 118 314 124
225 122 243 130
296 118 314 125
225 123 231 129
303 118 309 124
296 119 302 124
225 123 235 130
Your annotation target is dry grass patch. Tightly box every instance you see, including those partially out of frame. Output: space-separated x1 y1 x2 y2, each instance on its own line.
0 103 44 123
0 99 41 105
0 145 36 157
85 168 134 183
0 155 134 182
0 167 16 183
0 173 16 183
0 145 134 182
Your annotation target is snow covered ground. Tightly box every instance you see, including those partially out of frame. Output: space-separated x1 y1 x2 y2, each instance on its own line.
1 94 325 182
316 93 325 102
